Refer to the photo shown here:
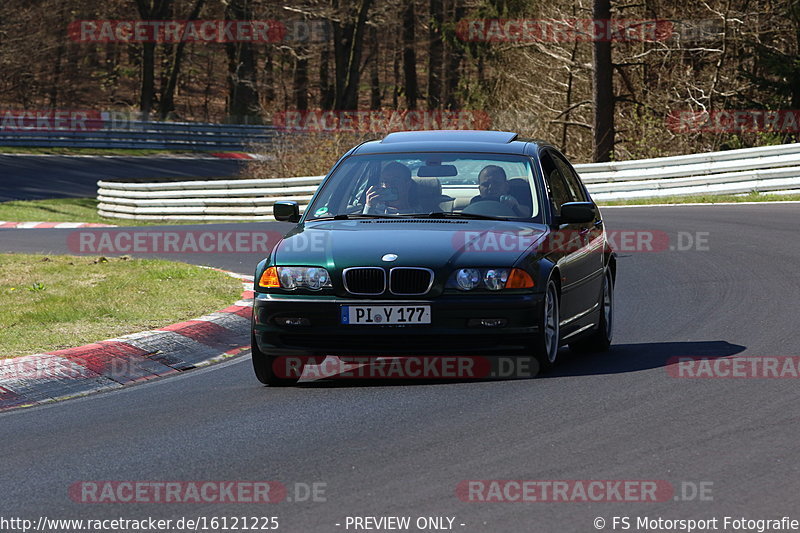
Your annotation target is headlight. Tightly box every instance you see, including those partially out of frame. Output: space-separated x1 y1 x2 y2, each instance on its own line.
483 268 509 291
304 267 330 290
259 266 332 290
448 268 534 291
455 268 482 290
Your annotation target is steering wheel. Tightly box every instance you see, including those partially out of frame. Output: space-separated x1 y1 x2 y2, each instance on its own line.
461 200 516 217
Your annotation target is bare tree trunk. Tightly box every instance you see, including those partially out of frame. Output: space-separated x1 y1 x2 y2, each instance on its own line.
561 17 580 154
49 1 68 109
319 44 334 109
592 0 615 162
427 0 443 110
332 0 373 110
369 25 381 109
224 0 261 123
293 47 309 111
344 0 372 109
160 0 206 119
443 0 465 110
402 0 418 109
134 0 172 120
264 47 276 105
140 43 156 119
392 37 401 109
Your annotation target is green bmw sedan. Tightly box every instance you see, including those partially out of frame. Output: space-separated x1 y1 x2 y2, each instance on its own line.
251 130 616 385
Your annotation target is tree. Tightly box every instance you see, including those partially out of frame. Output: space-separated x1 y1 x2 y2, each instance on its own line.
592 0 615 161
332 0 373 110
442 0 465 110
427 0 443 109
292 45 310 111
159 0 206 119
402 0 419 109
133 0 173 119
224 0 260 122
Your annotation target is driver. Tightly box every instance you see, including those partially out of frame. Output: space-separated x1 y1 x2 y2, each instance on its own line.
364 162 421 215
469 165 528 217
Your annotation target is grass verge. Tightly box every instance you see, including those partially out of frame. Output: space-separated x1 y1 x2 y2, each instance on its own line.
0 253 244 358
598 192 800 206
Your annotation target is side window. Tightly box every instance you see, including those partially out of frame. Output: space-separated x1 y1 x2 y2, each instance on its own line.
540 152 573 215
552 153 588 202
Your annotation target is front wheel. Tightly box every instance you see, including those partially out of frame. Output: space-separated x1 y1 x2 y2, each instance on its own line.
570 268 613 353
251 330 305 386
531 280 561 371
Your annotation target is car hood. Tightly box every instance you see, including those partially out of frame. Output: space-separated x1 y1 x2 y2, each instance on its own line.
273 219 549 270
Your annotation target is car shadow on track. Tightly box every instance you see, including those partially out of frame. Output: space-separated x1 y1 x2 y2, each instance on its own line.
544 340 747 378
290 340 746 388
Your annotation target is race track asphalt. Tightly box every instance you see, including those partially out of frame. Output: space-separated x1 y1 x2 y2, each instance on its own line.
0 154 245 201
0 204 798 532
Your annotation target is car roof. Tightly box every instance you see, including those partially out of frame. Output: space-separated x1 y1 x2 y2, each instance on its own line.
350 130 553 156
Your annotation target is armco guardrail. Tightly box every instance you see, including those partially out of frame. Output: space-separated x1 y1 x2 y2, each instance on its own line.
0 120 276 151
580 142 800 200
98 177 321 220
97 142 800 220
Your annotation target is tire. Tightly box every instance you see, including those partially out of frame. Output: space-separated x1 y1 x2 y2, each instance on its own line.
251 330 304 386
532 279 561 371
570 268 613 353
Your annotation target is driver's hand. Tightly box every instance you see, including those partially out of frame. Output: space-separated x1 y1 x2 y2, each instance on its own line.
500 195 520 210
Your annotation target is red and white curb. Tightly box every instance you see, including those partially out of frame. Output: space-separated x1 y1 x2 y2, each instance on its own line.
0 270 254 411
0 221 117 229
210 152 267 160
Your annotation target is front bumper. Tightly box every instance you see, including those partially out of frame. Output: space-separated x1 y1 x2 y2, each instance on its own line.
252 291 543 357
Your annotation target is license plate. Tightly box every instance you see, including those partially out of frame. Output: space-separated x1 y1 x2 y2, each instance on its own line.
341 305 431 325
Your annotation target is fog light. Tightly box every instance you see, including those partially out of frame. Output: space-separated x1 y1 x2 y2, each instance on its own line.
468 318 508 328
275 317 311 327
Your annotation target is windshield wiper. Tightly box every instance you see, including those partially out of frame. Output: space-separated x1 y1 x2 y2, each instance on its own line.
311 213 400 220
424 211 505 221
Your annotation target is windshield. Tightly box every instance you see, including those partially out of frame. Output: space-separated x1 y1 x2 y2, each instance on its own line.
305 153 542 221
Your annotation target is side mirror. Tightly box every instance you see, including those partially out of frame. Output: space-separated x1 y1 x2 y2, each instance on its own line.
558 202 596 224
274 201 301 223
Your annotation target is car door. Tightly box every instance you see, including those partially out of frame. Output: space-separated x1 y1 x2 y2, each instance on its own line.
551 150 605 311
539 150 583 326
540 149 601 332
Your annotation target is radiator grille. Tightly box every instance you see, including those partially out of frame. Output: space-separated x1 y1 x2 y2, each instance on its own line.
389 268 434 295
343 268 386 295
